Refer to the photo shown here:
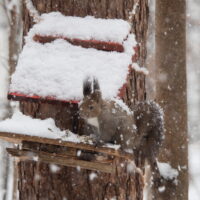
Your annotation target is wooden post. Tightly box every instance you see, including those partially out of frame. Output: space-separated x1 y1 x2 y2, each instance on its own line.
155 0 188 199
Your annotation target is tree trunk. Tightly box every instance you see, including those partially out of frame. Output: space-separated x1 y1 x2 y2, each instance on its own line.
155 0 188 199
17 0 149 199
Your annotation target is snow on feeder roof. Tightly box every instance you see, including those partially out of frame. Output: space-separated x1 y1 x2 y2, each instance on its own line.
9 12 137 103
28 12 132 44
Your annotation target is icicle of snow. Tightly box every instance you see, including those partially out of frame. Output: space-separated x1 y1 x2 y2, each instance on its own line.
24 0 41 23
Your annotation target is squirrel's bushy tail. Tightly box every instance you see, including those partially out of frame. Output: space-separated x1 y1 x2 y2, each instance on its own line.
134 101 164 166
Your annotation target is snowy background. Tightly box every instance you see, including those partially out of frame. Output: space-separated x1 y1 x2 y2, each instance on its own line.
0 0 200 199
146 0 200 199
187 0 200 199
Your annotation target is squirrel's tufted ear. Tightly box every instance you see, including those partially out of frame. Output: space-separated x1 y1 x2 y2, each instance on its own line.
92 78 102 102
83 77 92 96
93 78 100 91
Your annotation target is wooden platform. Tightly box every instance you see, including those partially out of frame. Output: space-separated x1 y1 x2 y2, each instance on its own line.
0 131 134 174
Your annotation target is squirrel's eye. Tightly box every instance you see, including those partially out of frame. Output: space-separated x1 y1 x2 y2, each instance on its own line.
89 105 94 110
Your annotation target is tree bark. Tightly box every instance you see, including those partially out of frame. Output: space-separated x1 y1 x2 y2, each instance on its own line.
155 0 188 199
17 0 149 199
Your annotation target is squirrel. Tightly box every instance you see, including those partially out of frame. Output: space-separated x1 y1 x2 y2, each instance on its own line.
79 77 164 167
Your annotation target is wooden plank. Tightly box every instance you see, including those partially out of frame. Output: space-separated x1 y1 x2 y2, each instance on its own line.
7 148 115 174
22 144 113 164
8 92 79 105
0 131 133 159
33 34 124 52
0 136 21 144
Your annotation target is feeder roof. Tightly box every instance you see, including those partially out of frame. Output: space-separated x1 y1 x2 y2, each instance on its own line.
27 12 132 44
9 13 137 102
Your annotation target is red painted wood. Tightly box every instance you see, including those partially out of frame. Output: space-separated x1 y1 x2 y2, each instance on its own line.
33 34 124 52
8 92 80 104
9 37 139 104
8 65 136 104
132 45 139 62
117 65 133 98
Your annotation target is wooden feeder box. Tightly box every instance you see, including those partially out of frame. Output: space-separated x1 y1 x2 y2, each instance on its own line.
0 131 135 174
0 13 144 200
8 13 139 105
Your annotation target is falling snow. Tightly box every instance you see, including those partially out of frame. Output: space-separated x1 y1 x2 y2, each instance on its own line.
89 172 98 181
0 1 200 199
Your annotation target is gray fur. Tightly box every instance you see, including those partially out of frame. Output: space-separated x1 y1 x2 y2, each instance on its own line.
79 78 164 163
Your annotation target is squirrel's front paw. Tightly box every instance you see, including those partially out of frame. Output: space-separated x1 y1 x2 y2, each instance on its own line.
92 137 104 147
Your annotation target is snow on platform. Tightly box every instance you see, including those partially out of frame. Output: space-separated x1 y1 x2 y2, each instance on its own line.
9 12 136 101
0 111 65 139
0 111 123 151
0 111 95 144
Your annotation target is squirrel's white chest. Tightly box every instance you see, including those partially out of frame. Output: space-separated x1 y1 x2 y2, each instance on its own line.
87 117 99 130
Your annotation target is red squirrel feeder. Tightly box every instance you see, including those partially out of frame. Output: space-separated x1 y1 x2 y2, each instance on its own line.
8 12 138 105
